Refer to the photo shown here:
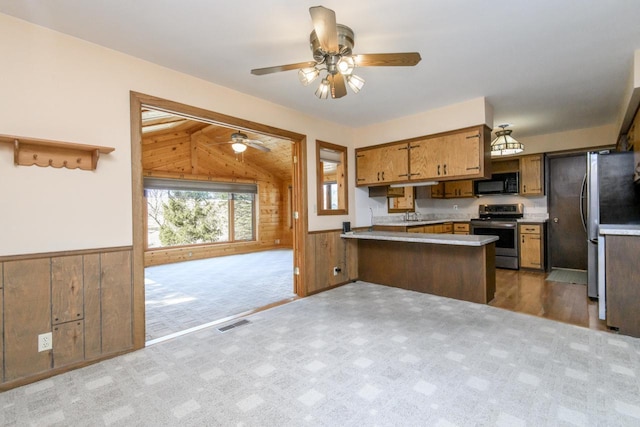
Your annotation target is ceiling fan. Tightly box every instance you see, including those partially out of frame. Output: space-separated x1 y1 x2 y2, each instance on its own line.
218 131 271 154
250 6 421 99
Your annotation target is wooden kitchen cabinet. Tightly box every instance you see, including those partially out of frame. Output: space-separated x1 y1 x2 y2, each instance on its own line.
605 235 640 337
388 187 415 212
430 180 474 198
356 142 409 185
410 127 488 180
519 223 544 270
373 222 453 234
430 183 445 198
356 125 491 187
520 154 544 196
453 222 470 235
443 180 474 198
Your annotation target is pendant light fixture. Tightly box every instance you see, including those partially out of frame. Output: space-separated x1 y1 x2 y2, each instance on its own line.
491 124 524 156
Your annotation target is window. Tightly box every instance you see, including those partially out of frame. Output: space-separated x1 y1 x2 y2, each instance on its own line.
144 178 256 249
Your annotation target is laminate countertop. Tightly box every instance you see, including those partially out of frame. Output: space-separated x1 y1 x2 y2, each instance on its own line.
341 231 498 247
599 224 640 236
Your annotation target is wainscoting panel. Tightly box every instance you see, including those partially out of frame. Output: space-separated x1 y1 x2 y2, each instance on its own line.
0 247 134 390
305 230 358 295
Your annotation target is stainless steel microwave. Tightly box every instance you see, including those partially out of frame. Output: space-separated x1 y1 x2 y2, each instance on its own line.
474 172 519 195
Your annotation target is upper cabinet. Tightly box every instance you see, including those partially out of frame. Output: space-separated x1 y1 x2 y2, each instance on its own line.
410 128 485 180
356 125 491 187
519 154 544 196
430 180 474 199
355 142 409 185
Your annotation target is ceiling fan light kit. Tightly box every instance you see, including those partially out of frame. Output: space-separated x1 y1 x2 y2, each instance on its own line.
490 124 524 156
315 78 331 99
298 67 320 86
251 6 421 99
231 142 248 153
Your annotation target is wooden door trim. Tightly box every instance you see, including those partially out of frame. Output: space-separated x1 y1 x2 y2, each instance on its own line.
129 92 308 349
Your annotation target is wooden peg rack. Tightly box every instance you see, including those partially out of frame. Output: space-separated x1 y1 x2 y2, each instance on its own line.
0 134 115 171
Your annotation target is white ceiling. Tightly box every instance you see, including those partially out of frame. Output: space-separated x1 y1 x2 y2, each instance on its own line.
2 1 640 139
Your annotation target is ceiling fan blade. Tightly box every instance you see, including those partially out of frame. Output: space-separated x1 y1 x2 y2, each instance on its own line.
245 141 271 152
251 61 317 76
329 73 347 99
354 53 422 67
309 6 338 53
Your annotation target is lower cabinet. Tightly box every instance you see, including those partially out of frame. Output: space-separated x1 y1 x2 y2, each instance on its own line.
605 235 640 338
519 223 544 270
374 222 453 234
453 222 470 235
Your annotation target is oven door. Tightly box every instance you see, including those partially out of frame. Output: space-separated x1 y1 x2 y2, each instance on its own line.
470 221 518 257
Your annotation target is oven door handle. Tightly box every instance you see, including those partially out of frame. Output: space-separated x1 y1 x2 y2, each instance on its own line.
472 223 516 229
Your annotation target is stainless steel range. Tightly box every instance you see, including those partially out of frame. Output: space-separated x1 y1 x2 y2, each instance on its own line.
470 203 524 270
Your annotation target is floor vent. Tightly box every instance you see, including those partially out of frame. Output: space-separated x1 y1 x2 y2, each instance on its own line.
217 319 250 333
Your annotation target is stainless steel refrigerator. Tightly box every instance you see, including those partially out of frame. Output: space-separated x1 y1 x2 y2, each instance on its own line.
581 150 640 299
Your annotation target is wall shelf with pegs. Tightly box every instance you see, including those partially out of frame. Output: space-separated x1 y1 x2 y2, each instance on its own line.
0 134 114 171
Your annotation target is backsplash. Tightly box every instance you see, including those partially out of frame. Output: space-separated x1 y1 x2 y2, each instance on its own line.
355 186 548 228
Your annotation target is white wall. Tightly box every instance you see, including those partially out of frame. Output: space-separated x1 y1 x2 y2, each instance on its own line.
516 124 617 155
0 13 624 255
0 13 353 255
353 97 492 148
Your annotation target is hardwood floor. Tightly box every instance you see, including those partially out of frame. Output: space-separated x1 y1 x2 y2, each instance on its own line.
492 269 610 332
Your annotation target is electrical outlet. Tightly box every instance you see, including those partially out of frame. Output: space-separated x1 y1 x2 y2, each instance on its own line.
38 332 53 352
333 266 341 276
453 204 458 210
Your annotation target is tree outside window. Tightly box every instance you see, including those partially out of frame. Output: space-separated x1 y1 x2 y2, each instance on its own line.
146 188 254 248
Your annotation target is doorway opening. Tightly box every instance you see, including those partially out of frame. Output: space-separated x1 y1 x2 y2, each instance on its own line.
130 93 307 348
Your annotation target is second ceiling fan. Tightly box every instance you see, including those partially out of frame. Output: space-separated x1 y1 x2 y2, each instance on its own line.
251 6 421 99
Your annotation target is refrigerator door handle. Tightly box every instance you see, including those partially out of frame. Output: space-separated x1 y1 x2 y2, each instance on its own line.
579 172 587 233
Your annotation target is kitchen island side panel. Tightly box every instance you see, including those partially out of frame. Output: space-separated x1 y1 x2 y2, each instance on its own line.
357 239 495 304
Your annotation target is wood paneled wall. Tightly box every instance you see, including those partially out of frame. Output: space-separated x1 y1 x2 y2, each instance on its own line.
305 230 358 294
142 131 293 266
0 247 133 390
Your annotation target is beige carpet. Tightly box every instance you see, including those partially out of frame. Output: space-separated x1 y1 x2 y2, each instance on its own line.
145 249 295 342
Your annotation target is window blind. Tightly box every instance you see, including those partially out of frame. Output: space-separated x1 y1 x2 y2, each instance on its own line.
143 177 257 194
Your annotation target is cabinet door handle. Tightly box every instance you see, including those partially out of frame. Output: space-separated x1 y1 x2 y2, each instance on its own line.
437 165 441 175
356 154 365 158
444 164 447 175
398 174 408 177
523 185 527 193
357 178 365 182
409 144 421 149
466 166 480 170
522 235 525 243
410 172 421 177
381 171 385 180
377 172 380 181
398 146 409 150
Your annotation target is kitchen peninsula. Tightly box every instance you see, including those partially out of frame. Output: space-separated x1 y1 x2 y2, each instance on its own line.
342 231 498 304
